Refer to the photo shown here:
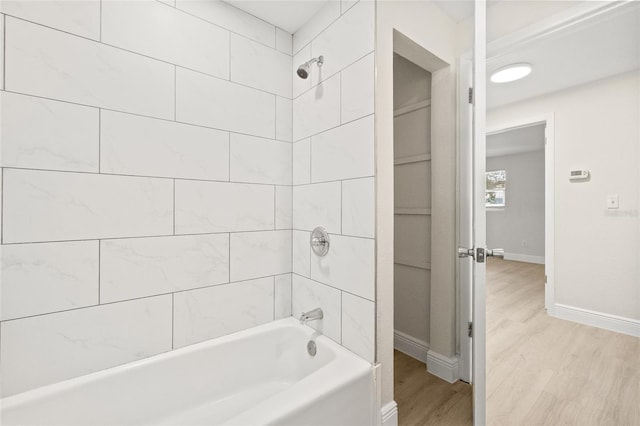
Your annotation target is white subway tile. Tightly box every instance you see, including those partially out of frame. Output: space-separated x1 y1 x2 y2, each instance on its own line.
173 277 274 348
100 234 229 303
341 293 375 362
102 0 229 79
230 134 291 185
342 177 375 238
292 45 312 98
176 0 275 48
293 73 341 141
5 18 174 120
2 169 173 244
293 139 311 185
311 234 374 300
292 1 340 55
275 274 292 319
231 34 291 98
341 52 374 123
311 0 374 82
1 92 99 173
176 68 275 138
276 186 293 230
292 275 341 343
276 97 293 142
311 115 374 182
230 230 292 281
0 295 172 397
175 180 274 234
275 28 292 55
293 182 341 233
101 111 229 181
159 0 176 5
1 241 99 321
293 230 311 277
0 0 100 40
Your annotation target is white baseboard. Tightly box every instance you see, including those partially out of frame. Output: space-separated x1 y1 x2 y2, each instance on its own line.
426 350 459 384
381 401 398 426
393 330 428 363
504 252 545 264
553 304 640 337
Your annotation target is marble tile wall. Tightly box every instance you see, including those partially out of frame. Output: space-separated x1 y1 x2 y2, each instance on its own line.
291 0 376 363
0 0 294 397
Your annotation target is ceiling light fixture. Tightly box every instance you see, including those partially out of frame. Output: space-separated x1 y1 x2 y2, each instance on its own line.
490 63 532 83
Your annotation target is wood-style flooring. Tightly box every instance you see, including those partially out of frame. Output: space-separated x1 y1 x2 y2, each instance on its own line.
486 258 640 426
394 258 640 426
394 350 472 425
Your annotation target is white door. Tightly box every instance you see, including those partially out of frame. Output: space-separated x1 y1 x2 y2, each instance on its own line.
458 2 487 425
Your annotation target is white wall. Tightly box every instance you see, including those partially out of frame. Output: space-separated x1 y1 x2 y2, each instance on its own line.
488 71 640 323
291 0 376 363
375 0 458 407
0 0 294 396
486 150 545 262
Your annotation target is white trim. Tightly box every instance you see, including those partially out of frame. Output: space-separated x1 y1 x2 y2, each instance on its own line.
426 350 459 384
553 304 640 338
393 330 429 363
503 253 544 265
486 1 635 61
381 401 398 426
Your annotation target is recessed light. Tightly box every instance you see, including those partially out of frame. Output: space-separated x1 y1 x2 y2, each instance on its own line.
490 63 532 83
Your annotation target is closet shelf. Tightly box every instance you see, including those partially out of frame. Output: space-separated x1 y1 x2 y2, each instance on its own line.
395 208 432 215
394 154 431 165
394 99 431 117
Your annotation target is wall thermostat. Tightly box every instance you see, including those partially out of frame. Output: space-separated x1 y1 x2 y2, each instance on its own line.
569 170 589 181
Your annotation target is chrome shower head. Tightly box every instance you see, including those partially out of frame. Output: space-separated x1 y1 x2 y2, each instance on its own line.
296 56 324 79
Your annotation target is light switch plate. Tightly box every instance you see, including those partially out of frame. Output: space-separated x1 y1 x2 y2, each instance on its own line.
606 195 619 209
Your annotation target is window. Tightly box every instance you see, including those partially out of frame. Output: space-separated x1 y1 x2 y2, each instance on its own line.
486 170 506 207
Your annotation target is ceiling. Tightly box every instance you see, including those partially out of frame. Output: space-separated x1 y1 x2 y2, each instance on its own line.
488 2 640 108
226 0 329 34
487 124 545 158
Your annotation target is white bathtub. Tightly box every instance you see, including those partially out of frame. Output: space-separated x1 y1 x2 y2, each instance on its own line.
1 317 376 425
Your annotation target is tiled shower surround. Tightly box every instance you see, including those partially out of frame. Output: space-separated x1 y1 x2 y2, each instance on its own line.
0 0 375 397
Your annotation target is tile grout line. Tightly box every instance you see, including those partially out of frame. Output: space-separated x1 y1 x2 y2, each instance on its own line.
5 15 292 99
1 228 294 247
1 272 288 323
0 165 303 187
1 89 295 144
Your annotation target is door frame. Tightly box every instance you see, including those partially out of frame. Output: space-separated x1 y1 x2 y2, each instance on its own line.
486 114 555 313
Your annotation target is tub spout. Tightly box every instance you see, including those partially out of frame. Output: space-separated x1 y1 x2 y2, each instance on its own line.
299 308 323 324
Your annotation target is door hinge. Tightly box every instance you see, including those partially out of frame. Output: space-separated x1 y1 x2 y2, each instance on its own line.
468 87 474 104
545 275 547 283
468 322 473 338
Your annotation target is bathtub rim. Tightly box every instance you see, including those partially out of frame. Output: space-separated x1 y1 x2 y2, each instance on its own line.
0 316 372 411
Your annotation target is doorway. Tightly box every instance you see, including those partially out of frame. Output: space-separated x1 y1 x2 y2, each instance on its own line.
391 30 471 425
